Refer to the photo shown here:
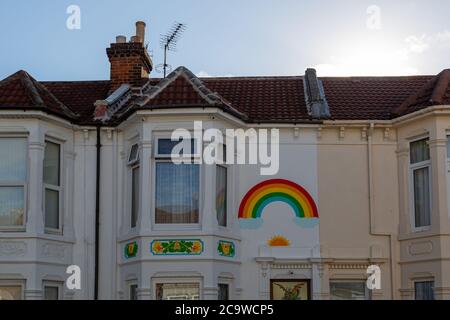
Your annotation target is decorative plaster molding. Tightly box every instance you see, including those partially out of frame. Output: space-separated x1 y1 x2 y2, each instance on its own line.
41 243 66 259
270 263 311 269
408 241 433 256
0 241 27 256
329 263 369 270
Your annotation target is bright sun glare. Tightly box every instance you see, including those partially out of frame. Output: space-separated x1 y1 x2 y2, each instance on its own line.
315 40 419 77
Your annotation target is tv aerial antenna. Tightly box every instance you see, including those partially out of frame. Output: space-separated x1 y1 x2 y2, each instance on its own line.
156 22 186 78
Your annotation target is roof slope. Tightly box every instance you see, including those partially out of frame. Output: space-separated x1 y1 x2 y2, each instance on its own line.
130 66 247 120
392 69 450 117
321 76 433 120
0 70 78 120
203 76 311 122
1 67 449 125
42 80 111 124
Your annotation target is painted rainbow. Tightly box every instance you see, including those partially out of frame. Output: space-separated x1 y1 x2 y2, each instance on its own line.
238 179 318 219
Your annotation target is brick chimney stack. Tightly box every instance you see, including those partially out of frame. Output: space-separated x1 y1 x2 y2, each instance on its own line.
107 21 153 92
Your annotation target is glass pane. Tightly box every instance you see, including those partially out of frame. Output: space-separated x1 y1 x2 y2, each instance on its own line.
157 138 195 156
413 167 431 227
155 163 199 224
45 188 59 229
415 281 434 300
129 144 139 163
44 286 59 300
216 165 227 227
410 139 430 164
155 283 199 300
0 187 24 226
131 166 139 228
0 138 27 181
130 284 138 300
447 136 450 158
0 286 22 300
330 282 368 300
218 284 229 300
44 142 60 186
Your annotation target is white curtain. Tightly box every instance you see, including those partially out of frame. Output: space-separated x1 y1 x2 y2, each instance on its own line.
155 163 199 223
0 138 26 227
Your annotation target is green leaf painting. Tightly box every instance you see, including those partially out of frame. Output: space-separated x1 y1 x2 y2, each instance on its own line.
151 239 203 255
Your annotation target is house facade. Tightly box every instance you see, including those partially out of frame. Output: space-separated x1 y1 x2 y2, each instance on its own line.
0 22 450 300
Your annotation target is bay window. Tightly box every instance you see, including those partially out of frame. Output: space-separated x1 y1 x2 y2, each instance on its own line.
155 138 199 224
44 141 61 231
0 137 27 229
409 138 431 229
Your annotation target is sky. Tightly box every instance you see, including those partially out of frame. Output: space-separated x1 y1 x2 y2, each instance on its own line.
0 0 449 81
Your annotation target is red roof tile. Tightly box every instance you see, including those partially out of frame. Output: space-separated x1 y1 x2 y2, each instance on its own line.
41 80 111 124
321 76 433 120
0 70 78 120
1 67 449 125
392 69 450 117
203 77 310 122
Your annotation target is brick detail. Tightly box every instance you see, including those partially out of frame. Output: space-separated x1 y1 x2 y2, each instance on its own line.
106 42 153 92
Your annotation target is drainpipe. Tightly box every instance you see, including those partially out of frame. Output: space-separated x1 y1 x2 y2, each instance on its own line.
367 122 396 299
94 126 101 299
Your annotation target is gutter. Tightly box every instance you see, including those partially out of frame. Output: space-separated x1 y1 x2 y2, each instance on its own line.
94 126 101 299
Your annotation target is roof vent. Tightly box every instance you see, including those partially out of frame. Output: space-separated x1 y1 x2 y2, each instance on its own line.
304 68 330 119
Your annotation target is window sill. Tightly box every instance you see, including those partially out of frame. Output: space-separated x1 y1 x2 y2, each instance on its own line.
0 226 26 233
152 224 201 232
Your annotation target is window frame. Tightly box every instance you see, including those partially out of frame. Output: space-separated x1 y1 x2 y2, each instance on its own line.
218 282 230 300
43 281 63 300
0 279 25 300
128 143 140 166
153 278 202 300
127 280 138 300
215 142 229 228
128 142 140 229
414 280 435 300
408 136 432 232
329 279 371 300
152 134 202 230
0 134 28 231
43 138 63 234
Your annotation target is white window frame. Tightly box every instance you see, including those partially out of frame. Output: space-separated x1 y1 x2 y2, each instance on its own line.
0 134 28 232
152 133 202 230
43 281 63 300
127 280 138 300
128 143 140 165
0 279 25 300
127 142 140 229
216 142 229 228
153 277 202 300
408 136 432 232
43 138 63 234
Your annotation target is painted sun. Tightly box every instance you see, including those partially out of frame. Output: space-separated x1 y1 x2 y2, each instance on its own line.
267 236 290 247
